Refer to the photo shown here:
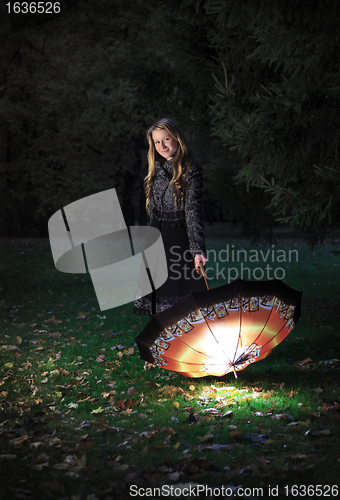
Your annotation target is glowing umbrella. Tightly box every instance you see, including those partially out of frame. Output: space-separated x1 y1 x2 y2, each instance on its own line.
135 266 302 378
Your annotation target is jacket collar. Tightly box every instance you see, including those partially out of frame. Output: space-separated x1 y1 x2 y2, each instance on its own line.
157 159 173 174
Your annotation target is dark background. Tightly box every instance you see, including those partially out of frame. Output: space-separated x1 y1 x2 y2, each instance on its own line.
1 0 340 244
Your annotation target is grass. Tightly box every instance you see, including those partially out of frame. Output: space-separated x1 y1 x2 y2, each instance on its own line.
0 226 339 499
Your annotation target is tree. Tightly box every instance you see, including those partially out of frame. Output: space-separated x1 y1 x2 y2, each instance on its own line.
0 0 158 235
201 0 340 241
128 0 340 241
123 0 286 236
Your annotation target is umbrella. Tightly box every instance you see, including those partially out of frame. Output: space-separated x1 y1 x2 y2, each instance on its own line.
135 264 302 378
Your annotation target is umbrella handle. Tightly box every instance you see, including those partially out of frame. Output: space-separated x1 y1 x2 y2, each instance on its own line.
199 261 210 290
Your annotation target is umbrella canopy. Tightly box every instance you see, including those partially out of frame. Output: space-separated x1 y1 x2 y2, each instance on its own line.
135 274 302 378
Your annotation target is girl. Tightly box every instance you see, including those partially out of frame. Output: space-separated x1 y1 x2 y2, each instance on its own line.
134 118 208 316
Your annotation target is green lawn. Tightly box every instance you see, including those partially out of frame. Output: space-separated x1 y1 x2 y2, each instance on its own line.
0 227 339 499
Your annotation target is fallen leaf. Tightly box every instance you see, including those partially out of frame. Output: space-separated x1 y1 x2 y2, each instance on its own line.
199 443 233 451
144 362 154 370
161 427 176 435
168 471 182 481
75 441 94 452
27 462 49 471
124 347 134 356
245 433 267 445
68 403 78 409
230 430 242 437
49 332 61 338
140 430 158 439
0 455 17 461
9 436 29 446
197 433 214 442
309 412 321 418
91 407 104 414
298 357 313 366
157 385 184 396
305 429 331 437
249 458 271 477
65 471 80 479
73 454 86 470
219 410 234 418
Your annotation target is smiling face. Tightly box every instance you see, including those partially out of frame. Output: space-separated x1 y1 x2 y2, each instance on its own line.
152 129 178 160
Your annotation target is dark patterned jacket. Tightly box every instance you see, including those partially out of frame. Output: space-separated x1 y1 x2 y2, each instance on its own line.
149 159 207 259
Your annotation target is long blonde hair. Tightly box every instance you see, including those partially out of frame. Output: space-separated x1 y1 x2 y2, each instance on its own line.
144 118 195 214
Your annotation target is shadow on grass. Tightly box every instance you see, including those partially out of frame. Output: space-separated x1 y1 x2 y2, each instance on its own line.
0 235 339 499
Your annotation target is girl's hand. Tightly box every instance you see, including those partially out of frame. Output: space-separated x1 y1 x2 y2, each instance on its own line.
194 254 208 274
